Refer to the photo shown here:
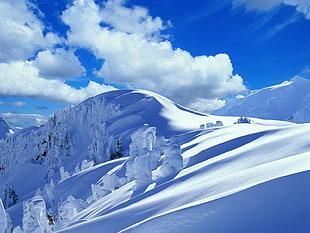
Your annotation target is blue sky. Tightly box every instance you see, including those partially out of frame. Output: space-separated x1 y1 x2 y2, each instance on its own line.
0 0 310 126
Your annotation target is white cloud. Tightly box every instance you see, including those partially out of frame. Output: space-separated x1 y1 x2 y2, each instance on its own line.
285 0 310 19
100 0 171 38
0 61 115 103
34 48 86 80
0 0 116 107
0 101 26 107
188 98 226 113
62 0 246 112
233 0 310 19
0 0 61 62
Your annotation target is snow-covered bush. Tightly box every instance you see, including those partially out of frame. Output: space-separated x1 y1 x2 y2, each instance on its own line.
215 121 223 126
200 121 223 129
206 123 214 128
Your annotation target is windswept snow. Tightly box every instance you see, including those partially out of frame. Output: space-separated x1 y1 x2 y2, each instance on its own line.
0 89 309 233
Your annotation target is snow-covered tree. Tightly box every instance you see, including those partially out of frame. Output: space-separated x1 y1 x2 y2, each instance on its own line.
0 96 121 177
59 167 70 183
22 195 53 233
2 184 18 208
126 125 183 190
57 195 85 228
157 141 183 178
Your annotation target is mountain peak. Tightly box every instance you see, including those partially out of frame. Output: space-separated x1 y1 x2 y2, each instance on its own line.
213 77 310 123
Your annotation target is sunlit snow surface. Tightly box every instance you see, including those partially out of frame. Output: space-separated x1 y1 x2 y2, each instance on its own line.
1 89 310 233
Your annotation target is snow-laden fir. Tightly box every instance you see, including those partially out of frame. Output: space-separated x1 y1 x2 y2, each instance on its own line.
213 76 310 123
0 89 310 233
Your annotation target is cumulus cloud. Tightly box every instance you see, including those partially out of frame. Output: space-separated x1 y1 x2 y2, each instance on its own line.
0 0 61 62
233 0 310 19
100 0 171 38
0 61 115 103
34 48 86 80
62 0 246 112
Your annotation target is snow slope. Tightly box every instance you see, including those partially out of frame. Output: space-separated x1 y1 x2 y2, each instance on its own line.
0 89 309 233
213 76 310 123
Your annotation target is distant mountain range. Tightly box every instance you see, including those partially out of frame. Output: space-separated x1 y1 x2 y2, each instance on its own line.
213 76 310 123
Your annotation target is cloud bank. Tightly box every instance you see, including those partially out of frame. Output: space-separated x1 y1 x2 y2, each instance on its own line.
0 0 115 104
0 0 248 113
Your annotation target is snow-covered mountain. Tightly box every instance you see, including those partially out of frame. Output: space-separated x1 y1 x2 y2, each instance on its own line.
213 76 310 123
0 113 48 129
0 117 14 139
0 89 310 233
